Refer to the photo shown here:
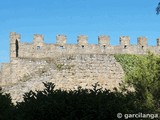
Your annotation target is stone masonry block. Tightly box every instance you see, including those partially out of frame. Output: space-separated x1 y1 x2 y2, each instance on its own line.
137 37 148 46
77 35 88 45
157 38 160 46
98 36 110 46
120 36 130 46
56 35 66 45
33 34 44 44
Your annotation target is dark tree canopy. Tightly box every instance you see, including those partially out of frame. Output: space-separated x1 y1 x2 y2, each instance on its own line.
156 2 160 14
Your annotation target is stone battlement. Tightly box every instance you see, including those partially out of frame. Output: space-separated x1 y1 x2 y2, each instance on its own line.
0 32 160 102
10 32 160 61
1 32 160 85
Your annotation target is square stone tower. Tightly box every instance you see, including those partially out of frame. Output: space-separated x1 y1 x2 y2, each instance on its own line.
98 36 110 47
77 35 88 48
157 38 160 46
10 32 21 61
56 35 67 46
33 34 44 51
33 34 44 45
120 36 130 48
137 37 148 48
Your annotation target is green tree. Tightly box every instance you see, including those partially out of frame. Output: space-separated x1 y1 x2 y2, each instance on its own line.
0 87 14 120
156 2 160 15
115 53 160 112
15 82 139 120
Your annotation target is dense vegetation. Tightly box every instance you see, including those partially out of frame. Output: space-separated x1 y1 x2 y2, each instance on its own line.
0 82 146 120
0 88 14 120
156 2 160 15
115 53 160 113
1 53 160 120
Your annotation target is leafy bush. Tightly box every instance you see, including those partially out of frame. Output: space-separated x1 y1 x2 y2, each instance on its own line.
115 53 160 113
14 82 142 120
0 88 14 120
114 54 141 75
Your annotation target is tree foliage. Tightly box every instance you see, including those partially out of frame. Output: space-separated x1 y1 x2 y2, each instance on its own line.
14 82 139 120
156 2 160 15
115 53 160 112
0 88 14 120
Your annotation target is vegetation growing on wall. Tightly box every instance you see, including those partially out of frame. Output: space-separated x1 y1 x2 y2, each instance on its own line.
114 54 141 75
0 89 14 120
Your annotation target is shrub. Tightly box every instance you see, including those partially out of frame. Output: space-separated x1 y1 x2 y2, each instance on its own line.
0 88 14 120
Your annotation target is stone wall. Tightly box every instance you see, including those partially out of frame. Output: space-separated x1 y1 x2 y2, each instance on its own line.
1 32 160 86
18 43 160 59
1 54 124 87
1 32 160 103
2 54 124 103
0 71 1 84
9 32 160 60
0 63 11 85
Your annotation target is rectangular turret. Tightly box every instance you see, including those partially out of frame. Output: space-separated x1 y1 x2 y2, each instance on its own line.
77 35 88 48
137 37 148 48
98 36 110 46
33 34 44 45
157 38 160 46
56 35 66 46
10 32 21 60
33 34 44 51
120 36 130 48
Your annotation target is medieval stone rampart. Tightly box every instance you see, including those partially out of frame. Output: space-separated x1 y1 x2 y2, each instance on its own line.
1 32 160 102
1 32 160 87
9 32 160 61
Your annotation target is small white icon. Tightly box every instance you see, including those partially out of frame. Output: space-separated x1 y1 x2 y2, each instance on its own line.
117 113 122 119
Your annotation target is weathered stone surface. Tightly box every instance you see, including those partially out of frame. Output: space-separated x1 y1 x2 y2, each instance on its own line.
1 32 160 103
2 54 124 103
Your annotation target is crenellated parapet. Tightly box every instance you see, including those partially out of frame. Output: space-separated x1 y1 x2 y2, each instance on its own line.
120 36 130 49
33 34 44 45
10 32 21 60
138 37 148 47
9 32 160 61
1 32 160 86
56 34 66 46
157 38 160 46
77 35 88 46
98 36 110 47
